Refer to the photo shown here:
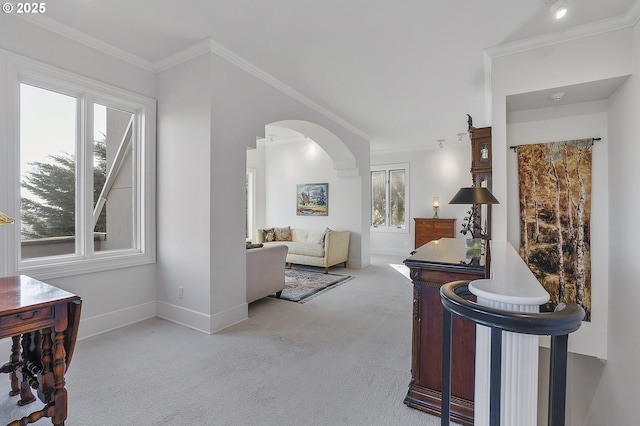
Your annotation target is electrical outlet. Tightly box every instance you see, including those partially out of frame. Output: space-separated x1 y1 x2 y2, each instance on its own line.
178 286 184 299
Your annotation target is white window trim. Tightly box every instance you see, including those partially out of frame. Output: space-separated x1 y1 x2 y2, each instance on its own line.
246 168 256 241
0 50 156 280
370 163 410 234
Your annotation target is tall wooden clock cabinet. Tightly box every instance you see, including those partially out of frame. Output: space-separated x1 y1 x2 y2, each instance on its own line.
470 126 493 238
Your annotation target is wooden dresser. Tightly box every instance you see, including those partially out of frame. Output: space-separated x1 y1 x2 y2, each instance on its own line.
403 238 485 426
414 218 456 249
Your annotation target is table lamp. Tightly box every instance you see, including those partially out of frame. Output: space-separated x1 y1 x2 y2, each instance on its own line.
449 187 499 239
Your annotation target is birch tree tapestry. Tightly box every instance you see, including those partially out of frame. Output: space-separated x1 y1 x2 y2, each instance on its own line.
517 139 592 321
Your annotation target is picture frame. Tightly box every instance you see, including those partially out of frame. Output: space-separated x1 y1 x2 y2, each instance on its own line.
296 183 328 216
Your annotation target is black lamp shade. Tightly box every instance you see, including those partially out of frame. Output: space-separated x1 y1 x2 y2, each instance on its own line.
449 187 499 205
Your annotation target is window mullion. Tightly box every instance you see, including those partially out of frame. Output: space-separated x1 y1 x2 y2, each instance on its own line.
78 95 93 258
386 172 391 227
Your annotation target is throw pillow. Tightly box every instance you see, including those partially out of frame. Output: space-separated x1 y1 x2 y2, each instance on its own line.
246 242 264 249
318 227 332 246
275 226 292 241
263 228 276 242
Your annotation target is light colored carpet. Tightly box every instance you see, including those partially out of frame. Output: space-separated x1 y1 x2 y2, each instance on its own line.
0 255 460 426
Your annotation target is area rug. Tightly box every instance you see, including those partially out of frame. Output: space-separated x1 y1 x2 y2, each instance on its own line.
275 269 353 303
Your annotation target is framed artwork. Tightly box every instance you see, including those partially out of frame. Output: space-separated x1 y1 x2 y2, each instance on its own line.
297 183 328 216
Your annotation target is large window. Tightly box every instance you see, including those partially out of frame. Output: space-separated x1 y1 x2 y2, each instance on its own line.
371 164 409 231
4 55 156 278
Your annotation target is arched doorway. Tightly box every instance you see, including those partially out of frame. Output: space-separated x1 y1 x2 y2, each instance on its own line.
267 120 358 177
246 119 368 270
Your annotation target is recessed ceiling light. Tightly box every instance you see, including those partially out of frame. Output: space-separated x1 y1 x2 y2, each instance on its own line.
545 0 568 20
554 6 567 19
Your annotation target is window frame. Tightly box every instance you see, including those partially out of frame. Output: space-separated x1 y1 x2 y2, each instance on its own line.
1 51 157 280
246 168 256 241
370 163 409 233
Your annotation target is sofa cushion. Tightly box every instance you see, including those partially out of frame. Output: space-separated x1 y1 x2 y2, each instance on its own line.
318 227 332 245
291 229 326 245
285 242 325 257
275 226 292 241
263 228 276 242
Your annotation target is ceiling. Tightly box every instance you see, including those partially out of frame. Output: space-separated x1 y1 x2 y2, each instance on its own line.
19 0 639 152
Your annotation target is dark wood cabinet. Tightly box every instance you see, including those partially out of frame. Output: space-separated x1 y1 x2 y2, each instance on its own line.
414 218 456 249
403 238 485 426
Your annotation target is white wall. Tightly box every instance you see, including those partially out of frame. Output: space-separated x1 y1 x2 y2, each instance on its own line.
490 28 633 242
490 25 635 426
156 48 371 333
586 20 640 426
156 54 216 332
370 145 472 256
506 101 609 360
0 16 159 340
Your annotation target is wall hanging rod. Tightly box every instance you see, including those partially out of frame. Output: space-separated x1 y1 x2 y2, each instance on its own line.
509 137 601 152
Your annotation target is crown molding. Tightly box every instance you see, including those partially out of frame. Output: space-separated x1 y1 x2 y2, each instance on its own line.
201 39 374 142
18 15 156 71
17 11 373 143
154 39 212 72
486 4 640 58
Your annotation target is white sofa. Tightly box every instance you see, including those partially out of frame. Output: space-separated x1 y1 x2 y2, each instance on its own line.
257 227 350 274
246 244 288 303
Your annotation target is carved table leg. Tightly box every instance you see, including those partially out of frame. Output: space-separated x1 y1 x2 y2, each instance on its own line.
9 335 20 396
51 330 68 426
39 328 54 404
18 332 36 406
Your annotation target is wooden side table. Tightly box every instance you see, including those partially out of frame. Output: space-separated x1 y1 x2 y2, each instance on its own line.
0 275 81 426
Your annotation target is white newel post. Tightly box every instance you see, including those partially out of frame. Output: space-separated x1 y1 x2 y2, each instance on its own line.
469 242 550 426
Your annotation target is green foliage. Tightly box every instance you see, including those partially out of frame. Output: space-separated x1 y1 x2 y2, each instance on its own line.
21 140 107 238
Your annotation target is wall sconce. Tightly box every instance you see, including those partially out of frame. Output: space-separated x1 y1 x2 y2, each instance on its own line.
432 197 440 219
0 211 15 226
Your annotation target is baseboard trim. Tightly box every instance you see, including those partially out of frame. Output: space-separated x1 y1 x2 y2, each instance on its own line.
0 301 157 354
78 301 157 340
156 301 248 334
209 302 248 334
156 301 212 334
0 300 249 355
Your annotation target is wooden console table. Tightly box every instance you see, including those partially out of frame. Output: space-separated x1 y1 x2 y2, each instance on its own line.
0 275 81 426
403 238 485 426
